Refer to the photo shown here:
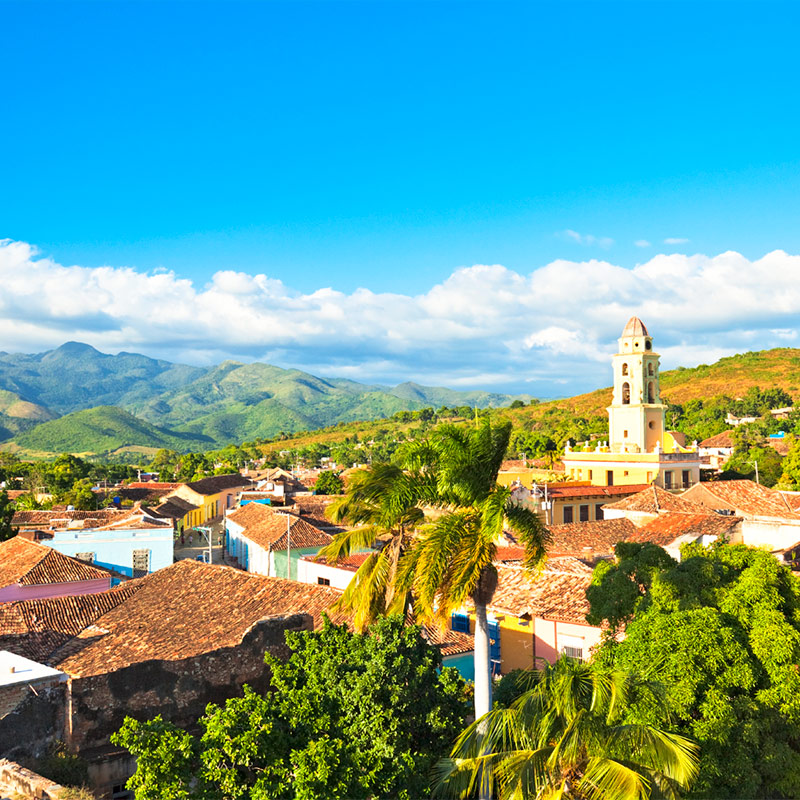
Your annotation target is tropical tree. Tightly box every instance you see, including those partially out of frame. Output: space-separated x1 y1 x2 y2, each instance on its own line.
436 657 699 800
401 421 550 724
316 463 430 631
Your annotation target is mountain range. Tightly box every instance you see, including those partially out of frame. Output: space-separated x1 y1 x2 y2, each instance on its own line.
0 343 529 457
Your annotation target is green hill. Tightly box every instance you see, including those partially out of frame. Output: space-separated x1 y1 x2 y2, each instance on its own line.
264 347 800 455
0 343 528 451
12 406 212 457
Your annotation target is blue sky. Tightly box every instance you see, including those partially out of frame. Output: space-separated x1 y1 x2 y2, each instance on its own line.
2 0 800 394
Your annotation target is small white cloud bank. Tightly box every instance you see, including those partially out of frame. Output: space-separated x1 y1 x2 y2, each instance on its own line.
0 238 798 397
559 230 614 249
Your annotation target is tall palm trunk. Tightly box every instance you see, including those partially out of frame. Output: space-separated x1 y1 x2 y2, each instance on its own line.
473 601 493 720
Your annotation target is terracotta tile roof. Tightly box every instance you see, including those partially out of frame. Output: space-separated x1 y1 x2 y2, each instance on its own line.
0 561 347 677
495 546 527 563
184 474 253 495
0 537 111 588
699 430 735 448
630 513 742 547
547 518 638 558
545 484 650 499
0 583 138 663
489 560 594 624
289 495 345 531
12 509 129 529
227 503 332 550
683 480 800 520
152 497 199 519
127 482 182 490
422 626 474 656
603 485 711 514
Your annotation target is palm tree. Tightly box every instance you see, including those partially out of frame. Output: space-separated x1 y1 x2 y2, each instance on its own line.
401 420 550 724
435 657 699 800
316 462 432 631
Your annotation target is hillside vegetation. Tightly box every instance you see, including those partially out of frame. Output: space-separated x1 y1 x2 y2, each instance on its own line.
12 406 212 457
265 348 800 455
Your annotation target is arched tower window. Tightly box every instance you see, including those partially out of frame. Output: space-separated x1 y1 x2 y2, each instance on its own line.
648 362 654 376
648 382 655 403
622 363 628 376
622 382 631 405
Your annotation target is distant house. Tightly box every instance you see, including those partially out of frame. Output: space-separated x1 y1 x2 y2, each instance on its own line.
12 508 173 578
451 557 603 674
602 484 712 527
626 512 742 560
165 474 254 529
698 430 736 470
298 551 373 589
0 536 112 602
225 503 332 579
682 480 800 552
534 483 651 526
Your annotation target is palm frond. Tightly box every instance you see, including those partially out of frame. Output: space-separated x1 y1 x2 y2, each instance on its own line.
504 501 551 572
579 756 652 800
316 524 380 563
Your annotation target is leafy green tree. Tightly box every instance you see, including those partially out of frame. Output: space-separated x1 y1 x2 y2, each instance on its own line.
589 542 800 798
59 478 97 510
112 616 469 799
724 443 783 486
313 470 344 495
779 434 800 488
436 657 699 800
508 399 525 409
0 490 16 541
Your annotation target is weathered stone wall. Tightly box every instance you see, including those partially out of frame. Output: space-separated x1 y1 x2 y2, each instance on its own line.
68 612 312 752
0 683 66 763
0 758 66 799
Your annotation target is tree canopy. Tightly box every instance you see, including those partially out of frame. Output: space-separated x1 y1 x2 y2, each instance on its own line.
112 615 469 800
588 542 800 798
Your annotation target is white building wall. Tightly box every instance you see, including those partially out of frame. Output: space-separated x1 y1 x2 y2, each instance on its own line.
296 559 356 590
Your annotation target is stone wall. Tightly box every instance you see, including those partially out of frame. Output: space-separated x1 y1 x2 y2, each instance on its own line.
0 683 66 763
67 612 312 752
0 759 66 800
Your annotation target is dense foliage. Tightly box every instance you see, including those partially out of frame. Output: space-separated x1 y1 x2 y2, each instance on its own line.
437 657 699 800
311 469 344 494
588 542 800 798
112 616 469 800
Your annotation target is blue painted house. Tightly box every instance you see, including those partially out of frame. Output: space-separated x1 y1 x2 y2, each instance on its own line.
13 508 174 578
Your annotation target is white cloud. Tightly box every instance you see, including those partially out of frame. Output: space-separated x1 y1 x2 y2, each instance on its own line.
634 239 651 248
664 237 690 245
559 230 614 248
1 238 799 396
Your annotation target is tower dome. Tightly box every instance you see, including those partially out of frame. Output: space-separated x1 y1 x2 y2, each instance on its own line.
621 316 649 338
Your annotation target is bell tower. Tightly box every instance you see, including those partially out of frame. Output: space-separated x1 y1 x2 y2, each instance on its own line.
608 316 666 453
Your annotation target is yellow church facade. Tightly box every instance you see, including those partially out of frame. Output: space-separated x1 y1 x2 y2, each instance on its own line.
562 317 702 490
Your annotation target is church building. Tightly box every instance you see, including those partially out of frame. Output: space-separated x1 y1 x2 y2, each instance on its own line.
561 317 702 489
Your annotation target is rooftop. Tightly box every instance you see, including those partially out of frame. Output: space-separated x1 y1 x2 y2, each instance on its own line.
699 430 735 448
0 536 111 588
227 503 332 550
184 473 253 496
603 485 711 514
490 558 595 624
630 512 742 547
0 561 348 678
621 316 649 338
304 551 374 572
547 518 638 558
0 651 66 688
682 480 800 520
544 483 650 499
